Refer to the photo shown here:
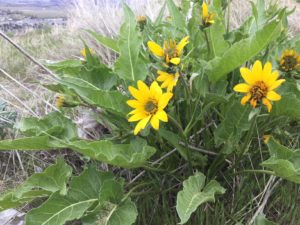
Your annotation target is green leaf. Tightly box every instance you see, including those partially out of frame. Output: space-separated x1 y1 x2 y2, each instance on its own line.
261 137 300 184
154 2 166 26
67 138 156 168
114 3 147 81
59 76 129 115
87 30 120 53
214 100 252 145
254 214 278 225
208 20 229 58
25 167 114 225
0 159 72 210
271 94 300 121
46 59 82 76
166 0 186 30
0 136 53 150
16 111 77 140
98 200 137 225
206 14 284 81
176 172 225 224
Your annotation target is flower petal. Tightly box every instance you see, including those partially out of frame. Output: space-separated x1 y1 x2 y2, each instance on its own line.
128 86 144 101
150 81 162 100
202 2 208 18
269 79 285 91
155 110 168 122
137 80 150 96
176 36 189 55
134 115 151 135
267 91 281 101
265 71 279 87
241 93 251 105
262 62 273 83
233 83 250 93
147 41 164 57
150 115 160 130
158 93 173 109
127 100 143 108
262 98 272 112
128 112 148 122
252 60 263 80
240 67 255 85
170 57 181 65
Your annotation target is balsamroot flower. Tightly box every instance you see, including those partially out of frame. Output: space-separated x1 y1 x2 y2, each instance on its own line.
80 48 95 58
147 36 189 66
279 49 300 72
157 70 179 92
234 60 285 112
55 95 65 108
127 81 173 135
202 2 215 27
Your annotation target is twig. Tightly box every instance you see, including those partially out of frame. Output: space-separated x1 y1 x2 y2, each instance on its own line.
248 176 281 225
0 68 58 111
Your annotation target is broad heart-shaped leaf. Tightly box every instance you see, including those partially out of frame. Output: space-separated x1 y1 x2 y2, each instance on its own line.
82 199 137 225
214 100 252 146
114 3 147 81
254 214 278 225
271 94 300 121
0 136 156 169
87 30 120 53
58 76 129 115
166 0 186 30
67 138 156 168
15 111 77 140
261 137 300 184
176 172 225 224
0 159 72 211
205 13 284 81
25 167 115 225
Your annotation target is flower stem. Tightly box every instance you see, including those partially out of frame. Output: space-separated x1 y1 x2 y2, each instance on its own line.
204 30 211 59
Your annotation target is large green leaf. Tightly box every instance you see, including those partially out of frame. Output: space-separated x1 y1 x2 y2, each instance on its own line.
46 59 82 76
261 137 300 184
114 3 147 81
25 167 114 225
0 159 72 210
0 135 155 169
271 94 300 121
176 172 225 224
0 136 54 150
67 138 156 168
205 14 284 81
16 111 77 140
87 30 120 53
166 0 186 30
58 76 129 115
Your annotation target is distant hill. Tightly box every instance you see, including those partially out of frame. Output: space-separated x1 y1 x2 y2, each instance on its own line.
0 0 71 7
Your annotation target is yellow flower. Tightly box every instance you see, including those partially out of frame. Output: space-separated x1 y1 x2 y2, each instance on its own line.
279 49 300 72
55 95 65 108
137 15 147 23
147 36 189 66
233 60 285 112
127 80 173 135
81 48 95 58
157 70 179 92
202 2 215 27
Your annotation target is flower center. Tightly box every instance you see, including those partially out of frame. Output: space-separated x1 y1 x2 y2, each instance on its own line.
250 81 268 101
284 56 297 70
164 40 179 59
145 100 158 114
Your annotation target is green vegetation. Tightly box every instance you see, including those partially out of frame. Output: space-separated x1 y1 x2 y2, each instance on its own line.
0 0 300 225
